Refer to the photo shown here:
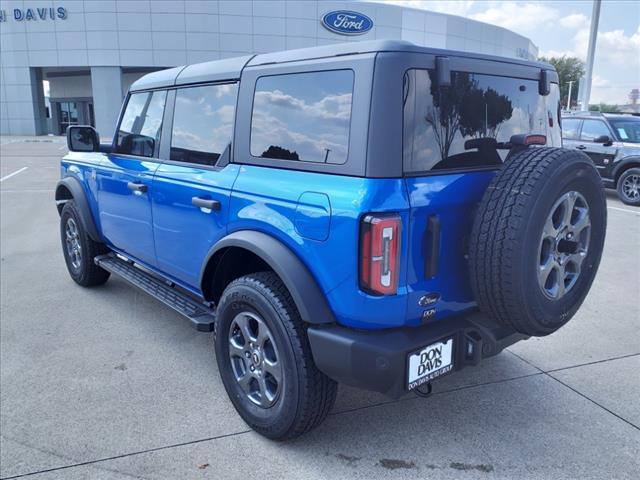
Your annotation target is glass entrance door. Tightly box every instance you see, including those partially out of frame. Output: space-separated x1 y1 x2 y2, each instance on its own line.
58 101 79 134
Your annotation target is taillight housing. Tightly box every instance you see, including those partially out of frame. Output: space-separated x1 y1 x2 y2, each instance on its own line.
360 213 401 296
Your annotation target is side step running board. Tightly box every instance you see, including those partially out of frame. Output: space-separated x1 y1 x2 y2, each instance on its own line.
95 254 216 332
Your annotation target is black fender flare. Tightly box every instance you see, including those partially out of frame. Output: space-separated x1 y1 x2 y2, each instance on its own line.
612 156 640 183
200 230 336 325
55 176 101 241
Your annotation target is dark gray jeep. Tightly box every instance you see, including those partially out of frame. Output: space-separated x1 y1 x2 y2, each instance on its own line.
562 112 640 206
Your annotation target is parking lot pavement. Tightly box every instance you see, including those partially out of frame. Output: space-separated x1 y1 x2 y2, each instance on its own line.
1 138 639 480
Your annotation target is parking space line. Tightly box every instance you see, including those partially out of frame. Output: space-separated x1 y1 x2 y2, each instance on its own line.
508 350 640 432
546 372 640 431
2 351 635 480
0 167 28 182
607 206 640 215
1 189 54 193
0 429 252 480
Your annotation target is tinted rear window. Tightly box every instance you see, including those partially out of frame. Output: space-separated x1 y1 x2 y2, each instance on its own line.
403 69 561 173
250 70 354 164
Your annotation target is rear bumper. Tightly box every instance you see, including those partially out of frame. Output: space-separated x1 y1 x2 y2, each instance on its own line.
307 312 527 399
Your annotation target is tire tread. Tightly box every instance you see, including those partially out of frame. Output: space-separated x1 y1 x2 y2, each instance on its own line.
61 201 110 287
223 272 337 440
469 147 605 336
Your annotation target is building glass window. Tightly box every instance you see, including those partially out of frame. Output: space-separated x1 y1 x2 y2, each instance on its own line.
115 90 167 158
250 70 354 164
403 69 560 173
170 83 238 166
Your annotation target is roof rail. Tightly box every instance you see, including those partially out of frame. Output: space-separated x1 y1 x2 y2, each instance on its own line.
563 110 604 117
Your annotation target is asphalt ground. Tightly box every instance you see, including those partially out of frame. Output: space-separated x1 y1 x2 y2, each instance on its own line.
1 137 639 479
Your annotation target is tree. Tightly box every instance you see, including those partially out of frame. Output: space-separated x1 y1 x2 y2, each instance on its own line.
261 145 299 160
424 71 514 161
539 56 585 109
425 71 477 161
588 103 622 113
459 87 513 139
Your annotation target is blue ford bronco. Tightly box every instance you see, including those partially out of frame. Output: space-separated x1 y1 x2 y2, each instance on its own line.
56 41 606 440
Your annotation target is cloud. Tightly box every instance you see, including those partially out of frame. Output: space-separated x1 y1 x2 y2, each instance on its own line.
371 0 475 16
250 88 353 161
470 2 558 33
541 24 639 104
250 104 350 163
215 83 236 98
559 13 588 29
598 26 640 66
254 89 352 124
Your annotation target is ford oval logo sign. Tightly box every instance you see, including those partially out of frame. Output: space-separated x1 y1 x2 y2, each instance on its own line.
321 10 373 35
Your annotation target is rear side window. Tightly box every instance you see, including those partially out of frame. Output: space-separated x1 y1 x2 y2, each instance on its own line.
562 118 581 140
250 70 354 164
580 119 611 141
403 69 560 173
116 90 167 157
170 83 238 166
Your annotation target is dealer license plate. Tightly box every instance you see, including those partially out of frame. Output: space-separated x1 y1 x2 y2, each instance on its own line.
407 338 454 390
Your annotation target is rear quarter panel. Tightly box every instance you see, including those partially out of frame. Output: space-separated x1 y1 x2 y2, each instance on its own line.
229 165 411 329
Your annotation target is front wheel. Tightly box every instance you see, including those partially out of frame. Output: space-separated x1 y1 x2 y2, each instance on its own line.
214 272 337 440
616 167 640 206
60 201 111 286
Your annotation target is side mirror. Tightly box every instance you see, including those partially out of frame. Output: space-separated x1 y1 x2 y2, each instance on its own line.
67 125 99 152
539 69 550 96
594 135 612 146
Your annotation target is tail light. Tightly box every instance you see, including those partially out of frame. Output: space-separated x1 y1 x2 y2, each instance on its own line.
510 133 547 146
360 214 401 295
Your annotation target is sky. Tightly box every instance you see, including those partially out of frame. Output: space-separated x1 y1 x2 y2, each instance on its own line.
373 0 640 105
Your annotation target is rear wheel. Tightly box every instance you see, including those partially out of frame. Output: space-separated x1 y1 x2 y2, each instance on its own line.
616 167 640 206
469 148 606 336
60 201 110 286
214 272 337 440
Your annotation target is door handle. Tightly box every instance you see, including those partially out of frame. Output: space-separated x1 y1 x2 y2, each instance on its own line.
192 197 221 211
576 145 587 150
127 181 148 193
425 215 441 278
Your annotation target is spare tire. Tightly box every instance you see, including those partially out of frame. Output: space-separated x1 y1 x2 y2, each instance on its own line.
469 147 606 337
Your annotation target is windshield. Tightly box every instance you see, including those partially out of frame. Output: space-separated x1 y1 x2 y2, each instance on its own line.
608 118 640 143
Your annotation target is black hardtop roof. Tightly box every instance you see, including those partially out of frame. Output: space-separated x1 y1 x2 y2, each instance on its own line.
130 40 554 92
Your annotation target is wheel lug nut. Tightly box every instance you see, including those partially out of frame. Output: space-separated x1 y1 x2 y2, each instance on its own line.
250 365 255 372
244 352 250 358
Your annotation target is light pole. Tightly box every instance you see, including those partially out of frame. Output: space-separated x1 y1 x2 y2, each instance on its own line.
578 0 601 110
566 80 575 110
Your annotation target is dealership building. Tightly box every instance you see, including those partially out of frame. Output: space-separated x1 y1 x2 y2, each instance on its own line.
0 0 538 137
